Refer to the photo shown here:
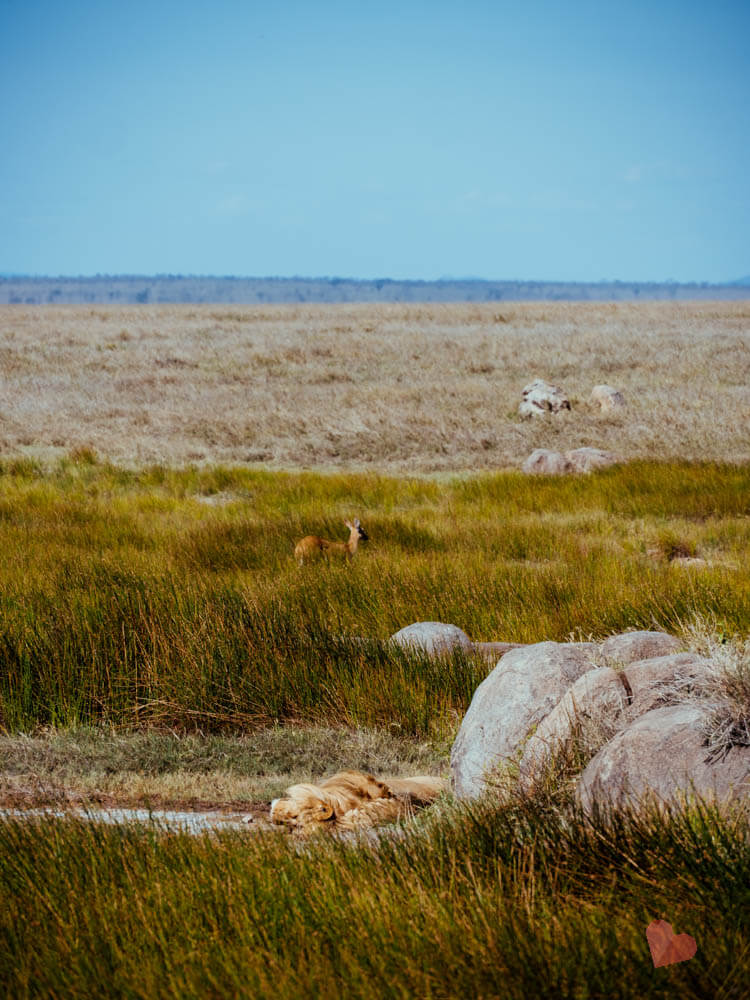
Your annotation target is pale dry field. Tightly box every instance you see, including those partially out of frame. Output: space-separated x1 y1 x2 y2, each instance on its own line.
1 300 748 472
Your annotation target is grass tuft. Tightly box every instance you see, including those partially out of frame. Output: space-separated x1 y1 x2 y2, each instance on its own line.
680 621 750 760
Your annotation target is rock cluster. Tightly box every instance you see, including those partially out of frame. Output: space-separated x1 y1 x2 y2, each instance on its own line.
386 622 748 809
447 629 749 811
521 447 618 475
517 378 625 475
519 379 626 419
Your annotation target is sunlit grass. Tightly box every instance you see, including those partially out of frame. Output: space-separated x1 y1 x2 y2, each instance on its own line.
0 788 747 998
0 725 447 806
0 457 748 735
2 301 749 471
0 456 748 997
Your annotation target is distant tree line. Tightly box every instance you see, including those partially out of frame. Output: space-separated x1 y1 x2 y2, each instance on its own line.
0 274 747 305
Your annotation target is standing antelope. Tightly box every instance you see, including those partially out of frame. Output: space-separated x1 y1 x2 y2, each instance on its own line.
294 518 369 566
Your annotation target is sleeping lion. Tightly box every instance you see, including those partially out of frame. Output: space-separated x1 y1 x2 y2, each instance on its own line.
269 770 447 835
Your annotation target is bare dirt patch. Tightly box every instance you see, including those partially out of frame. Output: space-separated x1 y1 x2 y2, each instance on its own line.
0 778 269 820
0 726 448 819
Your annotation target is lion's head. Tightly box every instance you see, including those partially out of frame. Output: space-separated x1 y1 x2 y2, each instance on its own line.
270 770 393 833
269 770 446 835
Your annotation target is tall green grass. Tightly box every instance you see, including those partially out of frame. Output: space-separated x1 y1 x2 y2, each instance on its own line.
0 458 748 734
0 793 747 998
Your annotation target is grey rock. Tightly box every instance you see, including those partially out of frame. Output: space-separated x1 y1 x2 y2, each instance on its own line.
590 384 626 411
451 641 597 798
564 447 618 473
521 449 572 475
577 704 750 811
518 666 626 782
521 447 617 476
390 622 473 656
623 652 712 717
670 556 709 569
600 631 682 666
518 652 713 787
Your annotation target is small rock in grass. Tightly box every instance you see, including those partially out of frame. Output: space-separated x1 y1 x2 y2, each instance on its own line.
518 378 571 418
590 384 626 411
390 622 474 656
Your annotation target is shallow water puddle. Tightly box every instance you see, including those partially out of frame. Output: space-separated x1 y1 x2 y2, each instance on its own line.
0 806 253 834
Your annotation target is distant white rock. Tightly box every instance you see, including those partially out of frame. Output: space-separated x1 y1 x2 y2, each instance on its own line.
518 378 571 418
564 447 618 473
590 384 626 411
521 449 572 475
521 447 618 475
670 556 709 569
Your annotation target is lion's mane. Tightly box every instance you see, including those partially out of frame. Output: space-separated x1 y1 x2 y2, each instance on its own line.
269 770 446 835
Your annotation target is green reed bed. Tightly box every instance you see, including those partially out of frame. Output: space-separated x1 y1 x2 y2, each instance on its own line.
0 457 748 734
1 791 747 998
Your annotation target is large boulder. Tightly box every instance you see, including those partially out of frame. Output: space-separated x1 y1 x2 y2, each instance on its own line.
590 384 626 411
623 652 712 717
600 630 682 666
518 652 712 786
518 666 626 783
577 704 750 811
521 449 572 475
451 641 597 798
564 447 618 473
518 379 571 418
390 622 473 657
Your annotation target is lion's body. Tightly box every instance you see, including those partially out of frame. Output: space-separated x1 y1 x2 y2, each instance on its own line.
269 769 447 835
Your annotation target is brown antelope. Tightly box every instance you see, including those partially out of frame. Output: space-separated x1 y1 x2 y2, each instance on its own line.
294 518 369 566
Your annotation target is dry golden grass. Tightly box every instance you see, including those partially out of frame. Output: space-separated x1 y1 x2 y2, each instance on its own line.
1 300 749 472
0 726 447 810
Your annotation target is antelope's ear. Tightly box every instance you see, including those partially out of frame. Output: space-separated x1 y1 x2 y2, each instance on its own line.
354 518 361 527
344 519 353 528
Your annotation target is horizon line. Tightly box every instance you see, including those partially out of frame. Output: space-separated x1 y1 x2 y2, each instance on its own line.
1 273 748 286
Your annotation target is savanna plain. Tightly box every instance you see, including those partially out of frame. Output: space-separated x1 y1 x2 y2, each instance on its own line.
0 301 749 998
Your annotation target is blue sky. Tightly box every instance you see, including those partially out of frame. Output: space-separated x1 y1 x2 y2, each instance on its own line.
1 0 748 281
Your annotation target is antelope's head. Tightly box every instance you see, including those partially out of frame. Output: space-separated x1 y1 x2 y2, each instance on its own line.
346 518 368 542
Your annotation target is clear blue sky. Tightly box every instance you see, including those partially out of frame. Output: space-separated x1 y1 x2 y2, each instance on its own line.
2 0 748 282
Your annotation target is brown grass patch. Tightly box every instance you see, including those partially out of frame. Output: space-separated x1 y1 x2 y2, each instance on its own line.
0 725 448 809
1 301 748 472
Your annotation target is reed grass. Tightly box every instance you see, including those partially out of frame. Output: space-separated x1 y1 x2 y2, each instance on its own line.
0 786 747 998
1 457 748 996
0 457 748 737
